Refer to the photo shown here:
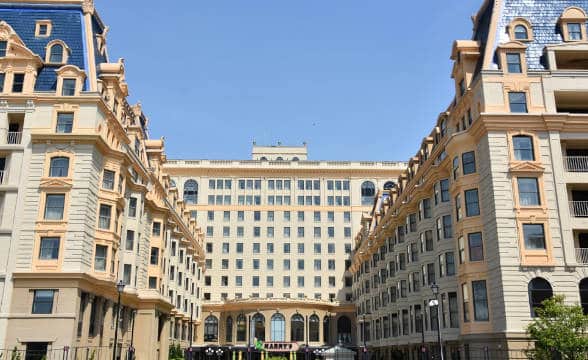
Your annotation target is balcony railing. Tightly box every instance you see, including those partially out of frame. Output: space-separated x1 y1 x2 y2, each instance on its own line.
569 201 588 217
576 248 588 264
6 131 22 145
564 156 588 172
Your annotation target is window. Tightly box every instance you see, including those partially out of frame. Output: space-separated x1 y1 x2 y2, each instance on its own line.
361 181 376 205
472 280 489 321
0 41 6 57
462 152 476 175
448 292 459 328
150 247 159 265
468 232 484 261
271 313 286 341
152 222 161 236
523 223 546 250
125 230 134 251
49 44 64 63
458 236 465 264
98 204 111 229
12 73 24 93
44 194 65 220
462 283 470 322
309 315 320 342
442 215 452 239
94 245 107 271
0 73 5 92
514 24 529 40
528 278 553 317
513 135 534 161
39 237 60 260
518 178 540 206
506 53 522 73
62 79 76 96
49 157 69 177
56 113 74 133
32 290 55 314
440 179 450 202
98 170 119 194
452 157 460 180
465 189 480 217
291 314 304 341
568 23 583 40
183 180 198 204
204 316 218 341
509 92 528 113
446 252 456 276
580 278 588 315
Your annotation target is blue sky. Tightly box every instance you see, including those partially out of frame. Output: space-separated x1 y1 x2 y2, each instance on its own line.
99 1 482 161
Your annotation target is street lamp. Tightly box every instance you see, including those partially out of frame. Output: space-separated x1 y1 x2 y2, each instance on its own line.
215 348 224 360
430 283 444 360
313 348 325 359
205 347 214 358
112 280 125 360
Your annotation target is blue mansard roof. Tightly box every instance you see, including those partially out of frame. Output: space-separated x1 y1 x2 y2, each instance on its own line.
0 3 96 91
491 0 588 70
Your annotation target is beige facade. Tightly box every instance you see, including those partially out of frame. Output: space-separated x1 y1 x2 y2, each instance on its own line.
0 1 205 359
164 146 404 356
352 1 588 359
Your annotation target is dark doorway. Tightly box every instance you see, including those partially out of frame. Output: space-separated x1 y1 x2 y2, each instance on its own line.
25 342 48 360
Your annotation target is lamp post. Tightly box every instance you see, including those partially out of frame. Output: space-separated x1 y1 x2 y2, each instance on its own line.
215 348 223 360
205 347 214 358
430 284 444 360
418 310 425 360
305 314 309 360
112 280 125 360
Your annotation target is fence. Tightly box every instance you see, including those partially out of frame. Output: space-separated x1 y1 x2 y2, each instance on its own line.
0 346 114 360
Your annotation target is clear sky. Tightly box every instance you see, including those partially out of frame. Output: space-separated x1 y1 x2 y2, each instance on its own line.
98 1 482 161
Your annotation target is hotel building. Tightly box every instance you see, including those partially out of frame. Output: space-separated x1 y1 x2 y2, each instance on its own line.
352 0 588 358
164 145 404 356
0 1 206 359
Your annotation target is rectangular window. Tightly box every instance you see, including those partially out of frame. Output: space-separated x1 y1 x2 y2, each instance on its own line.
462 151 476 175
472 280 489 321
123 264 132 285
509 92 528 113
458 236 465 264
150 247 159 265
152 222 161 236
98 204 112 229
568 23 583 40
462 283 470 322
44 194 65 220
125 230 134 251
102 170 115 190
0 73 5 92
440 179 450 202
94 245 107 271
446 252 456 276
39 237 60 260
513 136 534 161
523 223 546 250
506 53 522 73
465 189 480 217
128 197 137 217
32 290 55 314
518 178 540 206
448 292 459 328
12 73 24 93
0 41 6 57
455 194 462 221
443 215 452 239
468 232 484 261
62 78 76 96
56 113 74 133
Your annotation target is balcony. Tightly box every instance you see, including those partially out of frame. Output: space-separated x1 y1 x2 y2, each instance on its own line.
569 201 588 217
576 248 588 264
6 132 22 145
564 156 588 172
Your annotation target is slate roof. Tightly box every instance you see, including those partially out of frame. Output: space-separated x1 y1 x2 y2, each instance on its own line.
0 3 93 91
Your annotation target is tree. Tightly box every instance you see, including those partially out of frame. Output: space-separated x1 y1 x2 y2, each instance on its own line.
526 295 588 359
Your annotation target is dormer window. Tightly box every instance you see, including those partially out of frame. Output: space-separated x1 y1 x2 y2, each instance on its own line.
508 19 533 42
559 7 588 42
497 42 527 74
62 79 76 96
506 53 522 73
35 20 52 37
0 41 7 57
568 23 583 40
45 40 69 64
514 25 528 40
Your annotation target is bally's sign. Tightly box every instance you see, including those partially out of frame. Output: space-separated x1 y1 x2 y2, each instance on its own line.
263 342 300 352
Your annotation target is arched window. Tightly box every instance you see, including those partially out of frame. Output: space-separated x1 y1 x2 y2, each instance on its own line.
226 316 233 342
270 313 285 341
528 278 553 317
276 157 283 161
236 314 246 342
49 43 64 63
204 315 218 341
291 314 304 341
49 156 69 177
580 278 588 314
292 157 300 161
183 179 198 204
361 181 376 205
260 157 268 161
323 316 331 343
253 313 265 341
514 25 529 40
337 316 352 344
309 314 320 342
383 181 396 190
